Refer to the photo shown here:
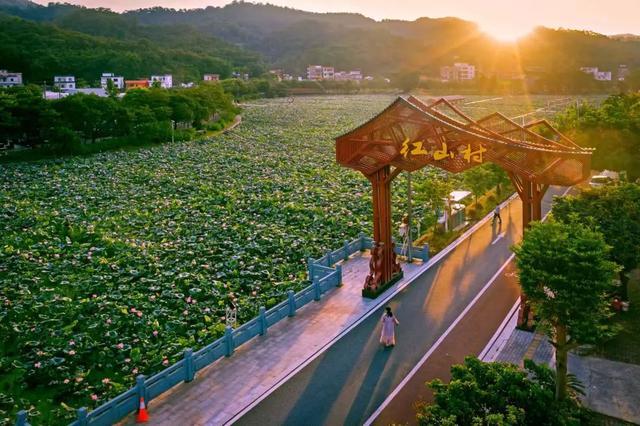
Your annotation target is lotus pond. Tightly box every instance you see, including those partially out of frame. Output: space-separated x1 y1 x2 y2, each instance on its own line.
0 94 595 424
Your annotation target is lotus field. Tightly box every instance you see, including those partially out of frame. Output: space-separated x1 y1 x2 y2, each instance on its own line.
0 94 595 424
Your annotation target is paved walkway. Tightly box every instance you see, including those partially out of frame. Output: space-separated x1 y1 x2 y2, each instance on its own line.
493 329 640 424
237 187 567 425
123 247 426 425
123 186 561 426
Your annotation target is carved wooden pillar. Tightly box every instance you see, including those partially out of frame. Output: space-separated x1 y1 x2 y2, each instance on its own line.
364 166 401 297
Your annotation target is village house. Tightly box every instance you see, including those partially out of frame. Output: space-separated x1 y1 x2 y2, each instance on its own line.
0 70 23 87
125 79 150 90
440 63 476 82
100 73 125 90
54 75 76 91
580 67 613 81
150 74 173 88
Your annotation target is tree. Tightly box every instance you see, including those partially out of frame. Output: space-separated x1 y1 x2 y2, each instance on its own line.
417 357 585 425
414 176 453 232
486 163 511 196
463 165 493 206
106 78 118 98
553 184 640 301
513 220 618 400
394 71 419 93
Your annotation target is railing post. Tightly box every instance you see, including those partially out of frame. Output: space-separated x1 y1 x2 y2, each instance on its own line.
422 244 429 262
325 250 332 266
136 374 147 404
313 274 321 301
77 407 88 426
184 348 195 382
287 290 296 317
15 410 29 426
258 306 268 335
359 233 366 251
307 257 314 281
336 264 343 287
343 240 350 260
224 326 234 357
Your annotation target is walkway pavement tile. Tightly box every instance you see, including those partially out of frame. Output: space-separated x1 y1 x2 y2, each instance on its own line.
493 329 535 365
495 329 640 424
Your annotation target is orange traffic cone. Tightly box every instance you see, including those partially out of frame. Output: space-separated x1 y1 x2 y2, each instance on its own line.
136 396 149 423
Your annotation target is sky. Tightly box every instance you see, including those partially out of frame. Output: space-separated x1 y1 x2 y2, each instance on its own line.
32 0 640 40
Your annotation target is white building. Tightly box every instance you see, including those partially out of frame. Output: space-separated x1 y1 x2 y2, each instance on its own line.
203 74 220 82
307 65 335 81
150 74 173 89
322 67 334 80
54 76 76 91
100 73 124 90
618 65 630 81
580 67 612 81
0 70 23 87
441 63 476 81
580 67 598 75
334 70 363 82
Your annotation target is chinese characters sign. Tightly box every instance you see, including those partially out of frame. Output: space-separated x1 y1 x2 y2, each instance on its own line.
400 138 487 163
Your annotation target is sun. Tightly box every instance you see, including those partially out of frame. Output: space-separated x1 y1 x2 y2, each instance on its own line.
481 24 535 42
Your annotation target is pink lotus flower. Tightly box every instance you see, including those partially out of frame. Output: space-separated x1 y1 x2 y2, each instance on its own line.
69 340 76 346
76 377 84 383
63 379 70 384
116 343 124 349
132 368 139 374
34 362 41 368
91 394 98 401
106 318 112 324
136 311 143 317
125 358 131 363
68 350 76 356
162 358 169 366
152 330 158 337
101 378 110 384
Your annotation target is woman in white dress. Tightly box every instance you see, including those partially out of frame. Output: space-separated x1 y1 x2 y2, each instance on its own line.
380 306 399 347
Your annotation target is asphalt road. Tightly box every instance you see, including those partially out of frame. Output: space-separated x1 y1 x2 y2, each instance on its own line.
235 187 565 426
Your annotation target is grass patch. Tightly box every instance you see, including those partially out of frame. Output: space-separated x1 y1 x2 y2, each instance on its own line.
590 270 640 365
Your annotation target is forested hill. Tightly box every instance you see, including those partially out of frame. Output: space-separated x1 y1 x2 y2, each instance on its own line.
124 3 640 77
0 5 265 84
1 0 640 81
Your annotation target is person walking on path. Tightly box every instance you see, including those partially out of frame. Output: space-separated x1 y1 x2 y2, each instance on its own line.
492 204 502 225
380 307 400 347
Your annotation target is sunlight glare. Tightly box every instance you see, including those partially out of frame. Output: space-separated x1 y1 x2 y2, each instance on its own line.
481 23 535 42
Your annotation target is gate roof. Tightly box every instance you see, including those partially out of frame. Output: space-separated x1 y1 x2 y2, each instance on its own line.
335 96 593 185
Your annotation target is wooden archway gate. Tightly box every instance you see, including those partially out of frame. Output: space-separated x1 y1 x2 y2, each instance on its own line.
335 96 593 302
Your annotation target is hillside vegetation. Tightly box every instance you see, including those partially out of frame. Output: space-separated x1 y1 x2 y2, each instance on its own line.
1 0 640 87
